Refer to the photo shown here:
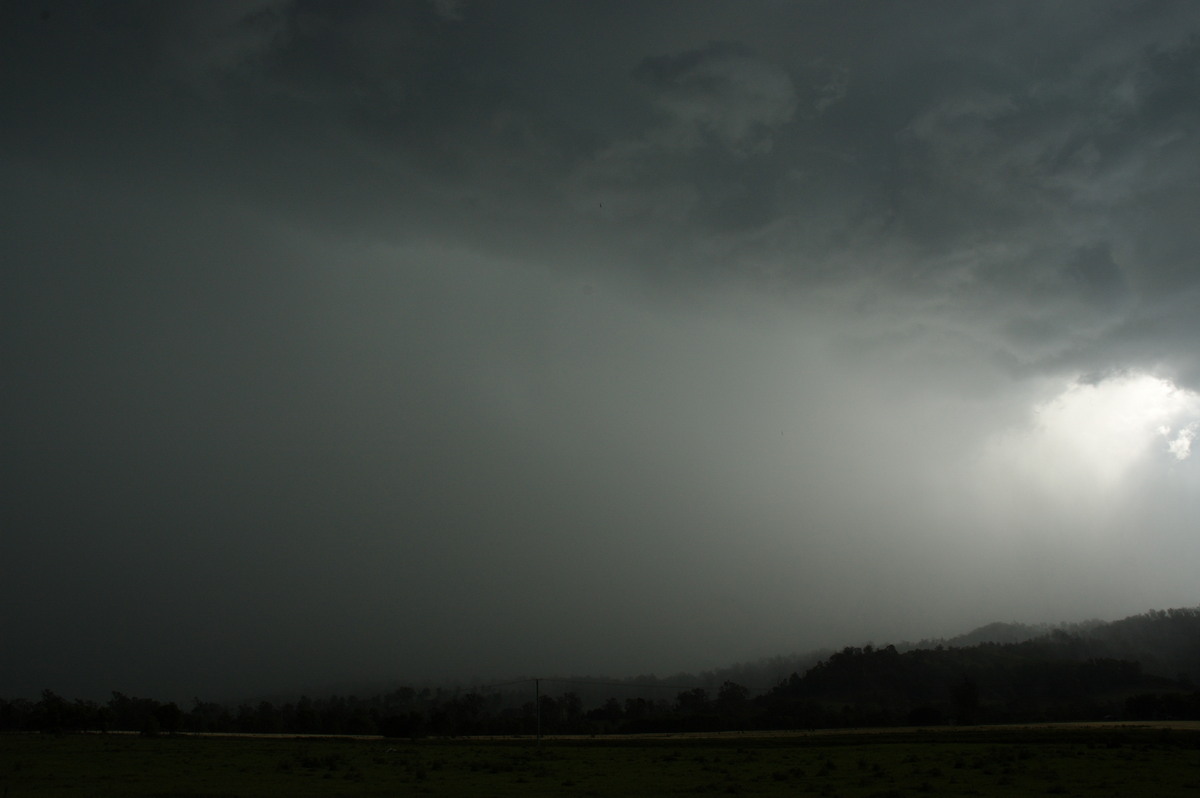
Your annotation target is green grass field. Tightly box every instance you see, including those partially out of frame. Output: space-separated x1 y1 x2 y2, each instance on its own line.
3 725 1199 797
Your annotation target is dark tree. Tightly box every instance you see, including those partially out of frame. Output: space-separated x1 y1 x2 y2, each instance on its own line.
154 702 183 735
951 677 979 725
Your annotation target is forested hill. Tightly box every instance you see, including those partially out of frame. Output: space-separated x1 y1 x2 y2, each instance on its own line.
1080 607 1200 681
637 606 1200 697
3 607 1198 735
906 607 1200 680
759 606 1200 728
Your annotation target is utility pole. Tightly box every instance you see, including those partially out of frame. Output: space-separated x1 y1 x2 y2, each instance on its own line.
534 678 541 747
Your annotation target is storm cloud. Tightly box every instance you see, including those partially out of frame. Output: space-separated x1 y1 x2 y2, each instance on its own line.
4 0 1200 702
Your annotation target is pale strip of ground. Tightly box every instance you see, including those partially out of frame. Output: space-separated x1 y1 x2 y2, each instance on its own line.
75 719 1200 742
475 720 1200 741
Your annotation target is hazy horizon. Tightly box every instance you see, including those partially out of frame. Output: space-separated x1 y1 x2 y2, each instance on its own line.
14 603 1184 705
5 1 1200 704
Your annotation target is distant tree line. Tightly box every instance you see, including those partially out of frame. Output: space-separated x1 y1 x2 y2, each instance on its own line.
5 608 1199 736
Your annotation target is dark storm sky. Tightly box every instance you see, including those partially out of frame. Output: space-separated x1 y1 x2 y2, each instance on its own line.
4 0 1200 702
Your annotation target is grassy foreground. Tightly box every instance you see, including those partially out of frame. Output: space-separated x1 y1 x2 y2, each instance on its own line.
3 725 1199 797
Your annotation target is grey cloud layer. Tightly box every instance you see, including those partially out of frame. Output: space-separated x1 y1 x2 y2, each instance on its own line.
3 1 1200 701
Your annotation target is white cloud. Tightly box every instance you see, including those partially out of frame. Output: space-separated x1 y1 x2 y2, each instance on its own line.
1164 421 1199 460
980 372 1200 500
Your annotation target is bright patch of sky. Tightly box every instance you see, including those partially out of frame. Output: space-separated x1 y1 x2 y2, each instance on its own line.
985 373 1200 495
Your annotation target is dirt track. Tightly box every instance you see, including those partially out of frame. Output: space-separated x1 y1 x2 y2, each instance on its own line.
82 719 1200 743
454 720 1200 742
